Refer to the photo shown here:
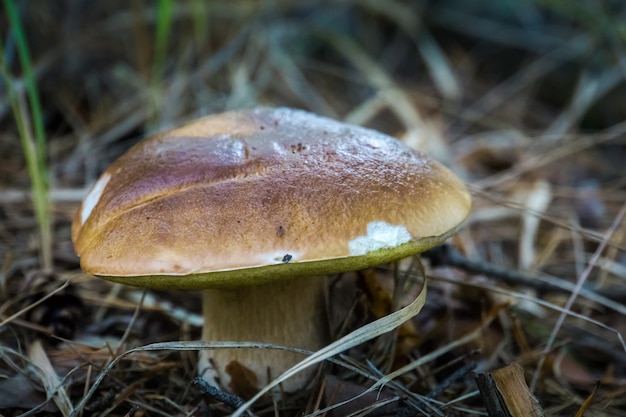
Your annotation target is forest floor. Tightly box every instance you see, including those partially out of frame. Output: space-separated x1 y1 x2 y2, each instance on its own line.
1 1 626 416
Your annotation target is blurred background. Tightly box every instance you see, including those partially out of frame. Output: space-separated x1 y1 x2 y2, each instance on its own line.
1 1 626 415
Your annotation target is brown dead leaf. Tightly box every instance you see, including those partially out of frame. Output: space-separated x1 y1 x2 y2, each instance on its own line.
361 269 422 364
323 374 398 416
0 374 57 412
226 360 260 400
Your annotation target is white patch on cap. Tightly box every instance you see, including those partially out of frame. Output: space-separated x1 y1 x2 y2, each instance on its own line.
349 221 412 256
80 172 111 225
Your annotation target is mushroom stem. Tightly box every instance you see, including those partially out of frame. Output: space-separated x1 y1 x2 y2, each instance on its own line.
199 276 328 397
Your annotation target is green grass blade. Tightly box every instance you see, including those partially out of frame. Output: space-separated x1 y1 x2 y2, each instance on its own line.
153 0 174 82
2 0 52 271
4 0 47 175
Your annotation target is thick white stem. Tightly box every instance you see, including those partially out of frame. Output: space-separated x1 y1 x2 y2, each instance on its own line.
198 276 328 398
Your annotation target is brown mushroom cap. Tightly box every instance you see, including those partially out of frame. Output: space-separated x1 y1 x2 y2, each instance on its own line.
72 107 470 289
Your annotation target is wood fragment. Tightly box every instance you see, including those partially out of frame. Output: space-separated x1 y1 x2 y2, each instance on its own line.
475 363 544 417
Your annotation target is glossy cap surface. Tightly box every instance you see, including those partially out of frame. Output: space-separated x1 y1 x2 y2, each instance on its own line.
72 107 471 289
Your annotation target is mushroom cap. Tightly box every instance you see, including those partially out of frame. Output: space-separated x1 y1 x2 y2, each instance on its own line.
72 107 471 289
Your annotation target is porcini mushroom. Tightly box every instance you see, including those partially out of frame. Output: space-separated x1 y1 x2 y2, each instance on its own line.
71 107 471 397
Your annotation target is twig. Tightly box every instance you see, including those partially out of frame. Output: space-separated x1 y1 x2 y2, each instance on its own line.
426 360 477 399
424 244 626 304
474 371 512 417
193 377 253 415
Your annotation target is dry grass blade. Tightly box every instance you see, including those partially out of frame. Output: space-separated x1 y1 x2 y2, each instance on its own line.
547 60 626 136
431 274 626 350
574 380 601 417
325 34 425 131
27 339 74 416
518 181 552 270
308 303 504 417
473 131 624 190
269 46 337 117
469 183 626 253
360 0 461 100
383 301 503 385
124 290 204 327
452 34 590 133
0 188 86 204
531 203 626 391
69 341 311 417
0 280 69 329
429 4 578 52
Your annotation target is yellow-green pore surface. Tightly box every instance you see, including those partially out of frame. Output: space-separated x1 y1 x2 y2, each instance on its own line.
72 107 471 289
